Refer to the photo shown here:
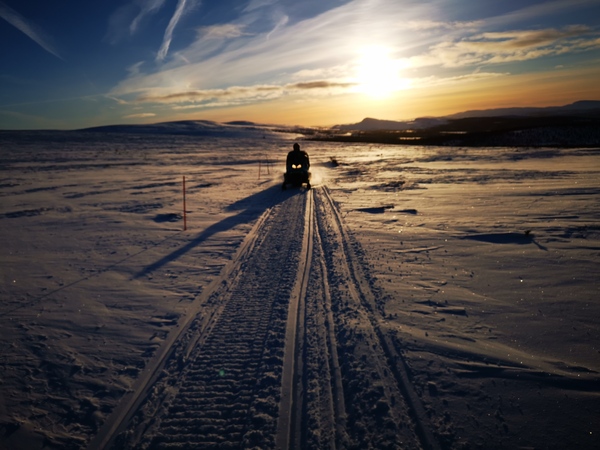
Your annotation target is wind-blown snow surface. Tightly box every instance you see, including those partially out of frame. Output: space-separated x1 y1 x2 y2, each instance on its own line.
0 129 598 449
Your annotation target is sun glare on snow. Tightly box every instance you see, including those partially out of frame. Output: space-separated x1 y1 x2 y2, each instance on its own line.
355 46 409 99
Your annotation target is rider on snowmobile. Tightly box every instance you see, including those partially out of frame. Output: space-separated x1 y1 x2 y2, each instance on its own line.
283 143 311 189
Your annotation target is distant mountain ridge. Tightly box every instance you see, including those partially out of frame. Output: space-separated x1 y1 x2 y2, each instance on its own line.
333 117 448 132
333 100 600 131
78 119 282 137
74 100 600 143
446 100 600 119
316 100 600 147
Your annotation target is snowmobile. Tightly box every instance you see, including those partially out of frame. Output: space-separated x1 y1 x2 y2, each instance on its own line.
282 163 311 190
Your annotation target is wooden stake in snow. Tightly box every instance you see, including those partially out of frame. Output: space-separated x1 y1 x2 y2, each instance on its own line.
183 175 187 231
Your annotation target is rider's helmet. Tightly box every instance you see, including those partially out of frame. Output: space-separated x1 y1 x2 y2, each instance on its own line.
293 143 300 151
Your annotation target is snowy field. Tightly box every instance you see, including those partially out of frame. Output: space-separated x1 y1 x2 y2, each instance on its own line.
0 127 599 449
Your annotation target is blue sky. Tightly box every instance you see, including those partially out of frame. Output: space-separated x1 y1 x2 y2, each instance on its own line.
1 0 599 129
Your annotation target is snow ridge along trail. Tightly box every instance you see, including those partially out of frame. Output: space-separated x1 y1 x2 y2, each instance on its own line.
90 186 433 450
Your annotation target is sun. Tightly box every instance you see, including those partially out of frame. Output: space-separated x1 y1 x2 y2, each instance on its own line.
355 46 409 98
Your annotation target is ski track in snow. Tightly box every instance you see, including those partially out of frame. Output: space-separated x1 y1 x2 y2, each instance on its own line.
89 187 431 449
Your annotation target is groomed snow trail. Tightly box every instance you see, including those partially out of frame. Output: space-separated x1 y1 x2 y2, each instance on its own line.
89 186 435 450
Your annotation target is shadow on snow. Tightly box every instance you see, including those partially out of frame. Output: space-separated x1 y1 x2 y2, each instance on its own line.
134 183 306 278
461 232 548 250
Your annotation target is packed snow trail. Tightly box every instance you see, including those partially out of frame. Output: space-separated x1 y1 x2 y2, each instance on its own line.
88 186 436 450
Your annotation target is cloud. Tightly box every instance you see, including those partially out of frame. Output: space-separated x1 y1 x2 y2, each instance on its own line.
266 13 289 40
408 25 600 68
109 0 440 109
109 0 600 117
129 78 357 111
198 24 248 40
406 20 482 31
411 71 509 89
244 0 279 13
289 81 356 90
123 112 157 119
0 1 63 60
487 0 598 28
137 85 282 103
156 0 190 61
110 2 365 98
480 26 591 50
105 4 136 44
106 95 129 105
127 61 145 76
106 0 197 59
130 0 167 34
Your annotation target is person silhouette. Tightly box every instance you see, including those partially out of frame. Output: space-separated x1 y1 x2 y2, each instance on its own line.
286 143 310 172
283 143 311 190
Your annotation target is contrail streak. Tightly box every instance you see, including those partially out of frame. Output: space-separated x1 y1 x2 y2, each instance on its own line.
156 0 189 62
0 1 63 60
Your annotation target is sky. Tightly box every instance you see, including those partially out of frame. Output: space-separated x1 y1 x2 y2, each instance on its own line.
1 0 599 130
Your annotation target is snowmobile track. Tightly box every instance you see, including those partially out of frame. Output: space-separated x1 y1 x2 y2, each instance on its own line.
316 187 441 450
87 186 438 450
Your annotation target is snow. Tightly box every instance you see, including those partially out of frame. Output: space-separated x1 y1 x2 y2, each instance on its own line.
0 128 598 449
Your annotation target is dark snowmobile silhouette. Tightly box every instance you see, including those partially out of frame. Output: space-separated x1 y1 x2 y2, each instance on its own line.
282 143 311 190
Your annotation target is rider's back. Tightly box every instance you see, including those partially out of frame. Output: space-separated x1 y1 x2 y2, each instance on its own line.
287 149 309 172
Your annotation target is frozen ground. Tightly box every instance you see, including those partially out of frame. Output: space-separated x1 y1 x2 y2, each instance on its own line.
0 128 598 449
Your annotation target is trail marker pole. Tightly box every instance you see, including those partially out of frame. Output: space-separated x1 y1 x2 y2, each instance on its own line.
183 175 187 231
258 155 272 180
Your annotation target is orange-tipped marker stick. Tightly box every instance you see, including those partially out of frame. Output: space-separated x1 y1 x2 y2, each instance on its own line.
183 175 187 231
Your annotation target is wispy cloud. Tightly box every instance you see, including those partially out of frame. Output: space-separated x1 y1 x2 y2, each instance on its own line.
106 0 198 60
243 0 279 13
408 25 600 68
406 20 482 31
486 0 599 28
130 0 167 34
127 61 146 76
132 80 357 110
123 112 156 119
156 0 195 62
290 81 355 90
198 23 248 40
266 13 289 40
138 85 281 103
0 0 63 60
108 0 600 114
411 71 509 89
110 2 363 98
